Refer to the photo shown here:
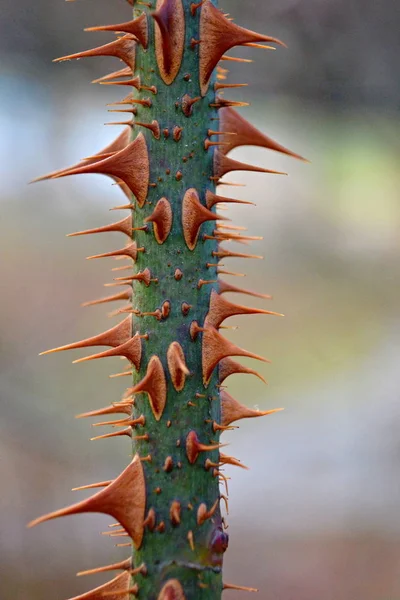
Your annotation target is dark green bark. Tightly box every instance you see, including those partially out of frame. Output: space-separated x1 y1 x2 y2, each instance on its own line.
130 2 223 597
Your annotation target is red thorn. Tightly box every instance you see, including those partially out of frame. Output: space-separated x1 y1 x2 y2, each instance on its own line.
67 215 132 238
82 289 132 308
219 452 249 470
182 188 227 250
197 499 219 525
206 190 255 209
221 390 283 426
144 198 172 244
90 427 133 442
186 430 225 464
218 357 267 384
88 241 143 262
92 67 132 85
169 500 181 526
201 325 269 384
52 134 149 207
181 94 202 117
85 13 149 49
113 268 152 287
205 289 282 329
167 341 190 392
28 456 146 550
40 316 132 356
218 279 271 300
31 128 132 199
54 35 137 71
128 356 167 421
223 582 258 593
157 580 186 600
152 0 185 85
72 333 143 371
214 149 287 179
213 246 263 260
76 557 132 577
199 0 285 94
219 107 308 161
75 403 132 419
72 480 112 492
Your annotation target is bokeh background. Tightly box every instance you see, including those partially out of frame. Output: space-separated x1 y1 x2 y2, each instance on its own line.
1 0 400 598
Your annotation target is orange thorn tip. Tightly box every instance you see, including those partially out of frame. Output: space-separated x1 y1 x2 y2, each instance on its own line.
28 455 146 549
76 558 132 577
186 430 227 464
67 572 133 600
167 341 190 392
157 580 186 600
71 333 142 371
223 582 259 593
202 325 270 384
205 289 281 329
128 355 167 421
182 188 228 251
144 198 172 244
219 106 308 161
53 35 137 70
199 1 285 94
51 134 149 207
67 215 132 238
39 316 132 356
152 0 185 86
84 13 149 49
221 390 282 426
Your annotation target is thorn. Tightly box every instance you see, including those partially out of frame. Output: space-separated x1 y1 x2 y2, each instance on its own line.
205 289 282 329
90 427 132 441
76 557 132 577
218 279 271 300
152 0 185 85
219 357 267 385
51 134 150 208
199 1 285 94
201 325 270 385
53 35 137 70
212 247 263 260
187 530 195 551
75 403 131 419
92 66 132 84
72 480 112 492
186 430 226 464
167 341 190 392
85 13 149 49
221 390 283 426
39 315 132 356
182 188 228 250
128 356 167 421
214 149 287 180
223 583 259 592
134 120 161 139
144 198 172 244
219 453 249 470
197 498 219 525
67 215 132 238
158 580 186 600
169 500 181 526
81 289 132 308
72 333 143 372
181 93 201 117
219 106 308 161
28 456 146 550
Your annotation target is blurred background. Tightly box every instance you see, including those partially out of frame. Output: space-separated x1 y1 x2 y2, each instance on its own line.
1 0 400 598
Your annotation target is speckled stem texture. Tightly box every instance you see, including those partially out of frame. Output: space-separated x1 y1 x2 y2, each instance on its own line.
29 1 304 598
